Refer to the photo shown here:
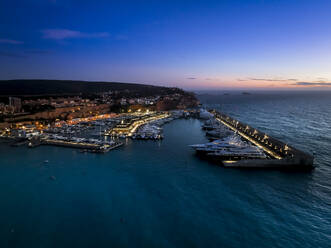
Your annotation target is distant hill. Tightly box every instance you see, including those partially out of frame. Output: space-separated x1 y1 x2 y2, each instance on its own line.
0 79 182 97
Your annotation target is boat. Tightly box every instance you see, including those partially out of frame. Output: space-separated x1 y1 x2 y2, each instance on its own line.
190 134 266 160
206 128 232 139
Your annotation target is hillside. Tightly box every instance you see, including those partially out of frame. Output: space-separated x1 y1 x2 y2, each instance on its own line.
0 79 183 97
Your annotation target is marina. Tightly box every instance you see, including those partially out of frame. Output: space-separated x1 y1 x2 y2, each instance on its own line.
1 110 197 153
2 108 315 169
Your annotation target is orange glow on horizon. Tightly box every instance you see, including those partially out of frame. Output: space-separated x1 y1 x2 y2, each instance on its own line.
181 78 331 90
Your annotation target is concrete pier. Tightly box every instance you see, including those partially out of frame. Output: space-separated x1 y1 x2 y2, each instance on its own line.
211 110 314 170
42 139 100 149
27 138 123 153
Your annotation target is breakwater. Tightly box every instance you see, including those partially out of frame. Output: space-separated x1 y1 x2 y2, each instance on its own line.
211 110 314 170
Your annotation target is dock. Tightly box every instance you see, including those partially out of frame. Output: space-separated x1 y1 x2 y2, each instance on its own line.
210 110 314 170
42 139 100 149
28 138 123 153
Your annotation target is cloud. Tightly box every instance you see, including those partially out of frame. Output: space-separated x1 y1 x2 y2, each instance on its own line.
238 78 298 82
24 50 52 54
0 51 27 58
317 77 329 81
41 29 109 40
0 39 24 45
0 49 53 58
293 82 331 86
187 77 197 80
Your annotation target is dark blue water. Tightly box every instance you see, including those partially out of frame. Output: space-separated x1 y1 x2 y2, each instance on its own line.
0 92 330 247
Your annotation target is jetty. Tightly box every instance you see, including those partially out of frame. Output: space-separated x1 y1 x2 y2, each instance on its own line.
28 138 123 153
204 110 314 170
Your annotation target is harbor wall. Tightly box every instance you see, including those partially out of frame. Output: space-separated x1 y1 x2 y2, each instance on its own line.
211 110 314 169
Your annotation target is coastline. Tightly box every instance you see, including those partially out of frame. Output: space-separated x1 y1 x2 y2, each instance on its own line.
0 117 328 247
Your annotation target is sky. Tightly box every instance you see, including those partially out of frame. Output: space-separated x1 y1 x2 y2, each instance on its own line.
1 0 331 90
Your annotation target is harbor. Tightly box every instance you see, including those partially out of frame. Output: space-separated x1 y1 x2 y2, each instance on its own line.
1 110 197 153
1 108 315 168
190 109 314 170
0 108 328 248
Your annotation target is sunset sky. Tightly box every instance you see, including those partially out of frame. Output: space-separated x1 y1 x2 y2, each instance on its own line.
1 0 331 90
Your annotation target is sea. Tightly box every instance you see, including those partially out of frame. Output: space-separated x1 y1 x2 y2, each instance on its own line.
0 91 330 248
